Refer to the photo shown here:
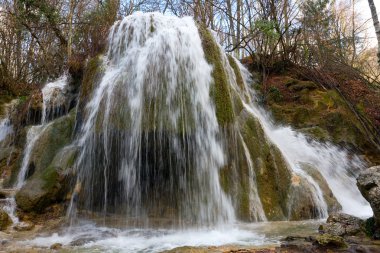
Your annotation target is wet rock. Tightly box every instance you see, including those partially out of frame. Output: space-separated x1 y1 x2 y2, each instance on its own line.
14 221 35 231
301 163 341 213
357 165 380 237
50 243 62 250
0 189 15 199
287 176 323 220
232 109 292 221
70 238 93 246
0 191 6 199
15 112 75 213
0 209 12 230
325 213 364 236
315 233 347 248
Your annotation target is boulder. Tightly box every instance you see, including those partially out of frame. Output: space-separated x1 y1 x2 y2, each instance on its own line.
15 112 76 213
315 233 347 248
357 165 380 237
0 209 11 230
50 243 63 250
14 221 34 231
324 213 364 236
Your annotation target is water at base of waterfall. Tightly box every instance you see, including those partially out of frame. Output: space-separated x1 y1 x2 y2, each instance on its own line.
18 220 321 252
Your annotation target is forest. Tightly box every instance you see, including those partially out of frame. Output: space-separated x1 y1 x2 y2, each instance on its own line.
0 0 379 86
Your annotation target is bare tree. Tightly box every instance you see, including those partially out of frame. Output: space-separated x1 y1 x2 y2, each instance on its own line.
367 0 380 65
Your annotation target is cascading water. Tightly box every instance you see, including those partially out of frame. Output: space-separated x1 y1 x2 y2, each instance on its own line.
21 12 375 252
239 134 267 221
0 100 17 145
71 12 234 226
41 75 68 123
234 60 372 218
16 76 69 189
0 117 12 143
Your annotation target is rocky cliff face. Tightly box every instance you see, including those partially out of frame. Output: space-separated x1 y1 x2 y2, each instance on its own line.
0 14 375 225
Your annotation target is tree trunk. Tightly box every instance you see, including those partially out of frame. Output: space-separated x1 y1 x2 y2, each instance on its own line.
368 0 380 65
67 0 77 61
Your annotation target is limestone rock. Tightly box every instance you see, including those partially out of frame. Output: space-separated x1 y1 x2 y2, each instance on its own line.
0 209 12 230
357 166 380 225
15 113 75 213
315 233 347 248
325 213 364 236
50 243 62 250
14 221 34 231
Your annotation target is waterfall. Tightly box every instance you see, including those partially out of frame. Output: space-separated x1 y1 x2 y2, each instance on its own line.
0 118 12 144
239 134 267 221
21 12 375 251
16 76 68 189
0 100 16 145
41 75 68 124
235 61 372 218
72 12 235 226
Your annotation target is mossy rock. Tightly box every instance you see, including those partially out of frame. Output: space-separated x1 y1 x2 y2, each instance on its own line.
79 56 104 105
0 209 12 230
15 165 67 213
264 77 373 153
315 233 347 248
27 111 75 177
237 109 292 220
301 163 341 213
1 148 23 187
15 112 75 213
298 127 330 142
287 175 321 220
197 23 234 126
227 54 244 90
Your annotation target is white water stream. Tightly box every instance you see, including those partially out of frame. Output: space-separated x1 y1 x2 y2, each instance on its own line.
0 77 69 228
236 62 372 218
16 76 68 189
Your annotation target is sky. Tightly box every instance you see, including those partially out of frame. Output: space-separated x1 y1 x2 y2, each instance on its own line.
356 0 378 47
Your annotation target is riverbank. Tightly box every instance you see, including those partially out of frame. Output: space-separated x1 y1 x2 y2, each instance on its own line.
1 218 379 253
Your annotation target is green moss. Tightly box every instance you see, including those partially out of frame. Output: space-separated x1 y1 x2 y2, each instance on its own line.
197 24 234 126
263 76 372 152
299 126 330 141
284 77 298 87
227 54 244 89
238 112 292 220
0 210 12 230
316 234 347 248
80 55 104 105
356 102 365 115
219 165 230 193
292 108 311 127
288 81 317 92
268 87 283 103
30 111 75 174
15 113 75 213
41 165 59 191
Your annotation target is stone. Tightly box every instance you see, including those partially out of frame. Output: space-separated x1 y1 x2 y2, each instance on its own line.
50 243 62 250
357 166 380 232
14 221 35 231
315 233 347 248
0 189 15 199
357 166 380 214
15 112 75 213
325 213 364 236
0 209 12 230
